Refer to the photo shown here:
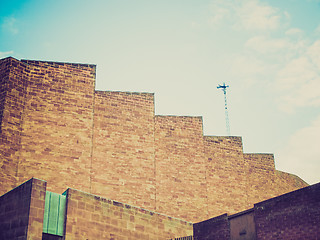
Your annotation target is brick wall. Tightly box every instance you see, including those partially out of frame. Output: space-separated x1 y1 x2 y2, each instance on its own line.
244 154 308 206
0 178 46 240
0 57 29 194
16 59 96 194
254 182 320 239
194 183 320 240
0 57 309 225
155 116 208 222
92 91 156 210
64 188 193 240
193 214 230 240
205 136 249 217
0 58 9 130
244 153 279 205
275 170 308 192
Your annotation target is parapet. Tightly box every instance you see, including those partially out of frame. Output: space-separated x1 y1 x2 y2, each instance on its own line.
21 59 96 71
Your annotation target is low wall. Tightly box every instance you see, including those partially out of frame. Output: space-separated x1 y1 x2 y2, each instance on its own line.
255 182 320 239
0 178 193 240
193 182 320 240
193 214 230 240
64 188 193 240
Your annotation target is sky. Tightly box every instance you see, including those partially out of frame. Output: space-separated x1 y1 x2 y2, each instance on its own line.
1 0 319 185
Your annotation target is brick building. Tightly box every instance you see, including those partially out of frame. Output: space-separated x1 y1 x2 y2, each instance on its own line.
194 182 320 240
0 57 317 239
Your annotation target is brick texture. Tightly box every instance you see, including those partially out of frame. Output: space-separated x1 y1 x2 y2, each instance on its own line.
16 59 96 193
63 188 193 240
155 116 208 222
194 183 320 240
0 178 46 240
275 170 308 191
92 91 156 210
193 214 230 240
244 153 279 205
254 182 320 240
0 57 28 194
244 154 307 206
205 136 249 217
0 57 309 224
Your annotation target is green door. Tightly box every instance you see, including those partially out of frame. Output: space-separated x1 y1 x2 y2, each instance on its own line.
43 191 66 236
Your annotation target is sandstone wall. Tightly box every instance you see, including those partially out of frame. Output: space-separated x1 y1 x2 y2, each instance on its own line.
204 136 249 217
244 153 307 206
155 116 208 222
275 170 308 191
0 58 29 194
64 188 193 240
244 153 278 205
0 57 309 223
16 59 96 193
92 91 156 210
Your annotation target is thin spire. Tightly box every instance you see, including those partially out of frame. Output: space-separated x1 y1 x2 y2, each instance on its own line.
217 83 230 135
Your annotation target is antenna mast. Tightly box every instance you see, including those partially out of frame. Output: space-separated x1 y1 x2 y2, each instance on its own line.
217 83 230 136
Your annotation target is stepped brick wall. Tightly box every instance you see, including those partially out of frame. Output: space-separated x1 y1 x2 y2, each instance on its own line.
0 57 308 223
244 153 306 206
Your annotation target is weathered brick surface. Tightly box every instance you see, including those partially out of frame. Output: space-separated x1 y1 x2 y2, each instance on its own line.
205 136 249 217
16 59 96 193
244 154 308 207
155 116 208 222
0 58 10 131
64 188 193 240
275 170 308 191
0 57 309 224
0 178 46 240
244 153 279 205
193 214 230 240
254 182 320 239
92 91 156 210
0 57 29 194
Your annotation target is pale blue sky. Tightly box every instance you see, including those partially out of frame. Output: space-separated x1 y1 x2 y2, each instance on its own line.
1 0 320 184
